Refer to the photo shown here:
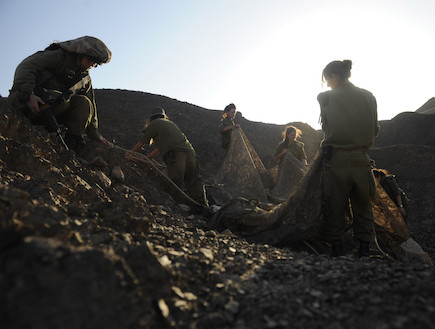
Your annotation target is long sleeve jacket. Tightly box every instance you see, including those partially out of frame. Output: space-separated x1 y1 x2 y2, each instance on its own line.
9 48 100 140
317 81 379 150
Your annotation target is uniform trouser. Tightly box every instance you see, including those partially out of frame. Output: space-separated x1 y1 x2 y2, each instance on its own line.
165 149 204 204
322 150 376 243
51 95 94 137
10 93 94 138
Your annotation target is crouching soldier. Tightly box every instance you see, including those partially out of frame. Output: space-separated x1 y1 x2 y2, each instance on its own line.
129 107 207 208
8 36 113 150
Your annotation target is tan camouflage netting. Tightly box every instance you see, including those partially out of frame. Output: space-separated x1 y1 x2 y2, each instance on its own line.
211 129 269 205
208 130 430 262
270 151 306 200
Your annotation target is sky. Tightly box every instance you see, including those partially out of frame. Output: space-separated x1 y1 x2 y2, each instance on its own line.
1 0 434 129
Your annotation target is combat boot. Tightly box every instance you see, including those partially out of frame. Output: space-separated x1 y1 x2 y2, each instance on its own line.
358 241 370 258
331 240 345 257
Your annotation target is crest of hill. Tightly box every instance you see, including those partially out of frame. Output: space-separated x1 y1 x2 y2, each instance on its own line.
375 111 435 147
95 89 323 179
375 96 435 147
415 97 435 114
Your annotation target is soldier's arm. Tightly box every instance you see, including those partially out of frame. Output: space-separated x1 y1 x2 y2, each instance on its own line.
13 49 63 96
221 124 235 132
317 92 330 130
220 119 236 132
138 121 157 148
395 194 404 207
84 82 103 141
395 193 406 217
301 146 308 166
370 94 379 136
275 143 287 160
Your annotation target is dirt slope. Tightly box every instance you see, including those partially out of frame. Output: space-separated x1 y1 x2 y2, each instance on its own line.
1 92 435 329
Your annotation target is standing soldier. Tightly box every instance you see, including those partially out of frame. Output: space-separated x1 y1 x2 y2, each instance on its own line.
317 60 379 257
129 107 206 206
219 103 240 153
8 36 113 150
275 125 308 167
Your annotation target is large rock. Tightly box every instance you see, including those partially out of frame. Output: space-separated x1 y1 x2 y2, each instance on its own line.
396 238 433 265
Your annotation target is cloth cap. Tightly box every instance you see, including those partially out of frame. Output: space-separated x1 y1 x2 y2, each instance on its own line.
151 107 166 118
58 36 112 64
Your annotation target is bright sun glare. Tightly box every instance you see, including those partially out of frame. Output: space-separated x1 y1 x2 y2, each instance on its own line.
212 3 435 129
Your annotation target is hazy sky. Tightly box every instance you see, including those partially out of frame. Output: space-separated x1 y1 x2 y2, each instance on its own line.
1 0 434 129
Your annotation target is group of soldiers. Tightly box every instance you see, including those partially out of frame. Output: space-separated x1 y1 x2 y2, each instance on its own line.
8 36 207 205
8 36 408 258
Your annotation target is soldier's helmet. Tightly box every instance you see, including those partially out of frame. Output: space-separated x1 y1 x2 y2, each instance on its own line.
58 36 112 64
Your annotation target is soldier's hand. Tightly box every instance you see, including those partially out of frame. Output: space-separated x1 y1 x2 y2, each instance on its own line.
27 94 45 115
234 124 240 129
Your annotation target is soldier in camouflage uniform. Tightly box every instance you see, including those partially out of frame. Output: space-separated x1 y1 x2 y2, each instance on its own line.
8 36 112 149
130 107 206 205
373 169 409 222
317 60 379 257
219 103 240 152
275 125 308 167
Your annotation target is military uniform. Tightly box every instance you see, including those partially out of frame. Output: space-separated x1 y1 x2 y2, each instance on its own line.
219 116 235 151
318 81 379 243
275 140 307 164
380 175 410 221
141 118 204 203
8 36 111 143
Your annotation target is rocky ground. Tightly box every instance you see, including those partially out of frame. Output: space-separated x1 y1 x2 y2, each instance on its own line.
1 92 435 329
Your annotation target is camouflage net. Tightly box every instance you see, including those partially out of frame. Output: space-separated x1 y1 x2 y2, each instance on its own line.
209 149 325 245
209 131 431 262
269 152 306 200
211 129 270 205
210 129 306 206
372 184 410 255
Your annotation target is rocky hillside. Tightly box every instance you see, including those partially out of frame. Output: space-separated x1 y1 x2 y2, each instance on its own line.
1 92 435 329
375 112 435 147
415 97 435 114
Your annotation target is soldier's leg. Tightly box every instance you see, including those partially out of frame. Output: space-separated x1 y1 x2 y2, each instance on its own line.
165 151 188 203
165 151 186 188
184 150 205 204
322 156 352 242
349 155 376 243
51 101 69 117
63 95 93 137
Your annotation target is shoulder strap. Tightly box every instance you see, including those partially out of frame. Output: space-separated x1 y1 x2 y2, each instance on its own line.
61 75 91 101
